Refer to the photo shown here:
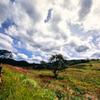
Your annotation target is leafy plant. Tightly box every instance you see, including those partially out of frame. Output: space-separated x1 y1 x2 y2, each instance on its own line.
18 74 27 79
47 79 52 83
49 54 68 79
22 78 37 87
55 89 65 99
89 63 93 67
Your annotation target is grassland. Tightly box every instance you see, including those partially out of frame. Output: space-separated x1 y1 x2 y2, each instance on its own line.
0 60 100 100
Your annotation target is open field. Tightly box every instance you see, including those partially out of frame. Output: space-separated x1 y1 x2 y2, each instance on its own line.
0 61 100 100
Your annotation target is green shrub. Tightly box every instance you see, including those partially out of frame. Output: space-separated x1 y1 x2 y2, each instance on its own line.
22 78 37 87
55 90 65 99
18 74 27 79
32 89 56 100
41 89 56 100
47 79 52 83
89 63 93 67
91 68 100 71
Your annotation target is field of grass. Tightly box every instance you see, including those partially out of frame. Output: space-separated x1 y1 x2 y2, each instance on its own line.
0 61 100 100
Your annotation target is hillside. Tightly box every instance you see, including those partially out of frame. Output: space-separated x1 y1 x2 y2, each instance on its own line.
0 61 100 100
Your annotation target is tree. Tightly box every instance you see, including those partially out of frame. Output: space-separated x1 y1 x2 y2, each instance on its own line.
0 50 13 59
40 60 46 69
0 65 2 74
49 54 68 79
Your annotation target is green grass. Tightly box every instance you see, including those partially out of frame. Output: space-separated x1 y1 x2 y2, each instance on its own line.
0 65 56 100
0 61 100 99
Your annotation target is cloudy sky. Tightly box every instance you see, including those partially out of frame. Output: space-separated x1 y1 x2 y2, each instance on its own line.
0 0 100 63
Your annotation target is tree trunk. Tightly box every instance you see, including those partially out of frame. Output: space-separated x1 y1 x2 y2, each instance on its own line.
53 70 58 79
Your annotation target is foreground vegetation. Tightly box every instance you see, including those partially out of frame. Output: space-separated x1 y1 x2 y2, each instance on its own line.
0 64 56 100
0 60 100 99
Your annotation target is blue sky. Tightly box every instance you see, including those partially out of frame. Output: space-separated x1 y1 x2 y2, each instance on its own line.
0 0 100 63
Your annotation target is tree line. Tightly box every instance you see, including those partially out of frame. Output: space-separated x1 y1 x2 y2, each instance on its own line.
0 49 90 78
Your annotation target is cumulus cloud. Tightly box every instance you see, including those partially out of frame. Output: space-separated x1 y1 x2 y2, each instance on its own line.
0 39 13 50
91 52 100 58
0 33 17 51
78 0 100 31
12 53 17 59
28 55 42 63
0 0 100 62
17 53 28 60
63 35 92 51
0 0 12 27
75 45 89 52
78 0 93 21
98 43 100 49
17 0 41 23
0 33 13 44
5 0 70 55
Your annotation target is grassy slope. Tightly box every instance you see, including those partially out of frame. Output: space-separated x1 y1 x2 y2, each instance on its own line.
0 61 100 100
0 64 56 100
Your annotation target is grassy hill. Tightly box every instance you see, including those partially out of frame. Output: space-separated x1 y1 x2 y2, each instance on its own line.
0 60 100 100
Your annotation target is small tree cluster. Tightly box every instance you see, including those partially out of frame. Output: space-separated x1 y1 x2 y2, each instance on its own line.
0 50 13 59
40 60 46 69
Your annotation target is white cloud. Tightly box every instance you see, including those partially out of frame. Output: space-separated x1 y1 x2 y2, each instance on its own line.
78 47 99 59
75 45 89 52
26 43 34 52
97 37 100 42
78 0 93 21
0 33 13 44
28 55 42 63
0 0 100 62
0 0 12 27
77 0 100 31
12 53 17 59
91 52 100 58
0 39 13 49
0 33 17 52
98 43 100 49
17 53 28 60
17 41 21 48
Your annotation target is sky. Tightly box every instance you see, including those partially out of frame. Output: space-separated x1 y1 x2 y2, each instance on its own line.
0 0 100 63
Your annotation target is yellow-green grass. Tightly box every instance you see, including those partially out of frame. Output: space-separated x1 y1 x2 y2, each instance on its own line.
0 64 56 100
31 62 100 99
0 61 100 100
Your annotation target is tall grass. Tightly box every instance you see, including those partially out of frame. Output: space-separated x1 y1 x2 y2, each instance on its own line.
0 65 56 100
0 62 100 100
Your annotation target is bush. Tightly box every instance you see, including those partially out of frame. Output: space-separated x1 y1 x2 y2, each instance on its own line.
55 90 65 99
22 78 37 87
18 74 27 79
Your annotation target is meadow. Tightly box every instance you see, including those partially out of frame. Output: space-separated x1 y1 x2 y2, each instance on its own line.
0 60 100 100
